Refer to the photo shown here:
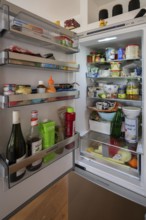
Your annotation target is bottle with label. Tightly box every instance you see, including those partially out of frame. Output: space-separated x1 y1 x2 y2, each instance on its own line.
111 107 122 138
65 107 76 149
6 110 26 182
46 76 56 93
65 107 76 137
27 110 42 171
37 81 46 93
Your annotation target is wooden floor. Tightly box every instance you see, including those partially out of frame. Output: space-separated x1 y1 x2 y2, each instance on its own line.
8 172 146 220
9 176 68 220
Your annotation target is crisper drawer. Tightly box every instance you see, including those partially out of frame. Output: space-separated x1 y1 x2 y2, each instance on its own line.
80 131 141 178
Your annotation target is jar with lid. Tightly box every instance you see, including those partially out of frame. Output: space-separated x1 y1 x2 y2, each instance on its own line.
15 85 32 94
37 81 46 93
126 79 139 100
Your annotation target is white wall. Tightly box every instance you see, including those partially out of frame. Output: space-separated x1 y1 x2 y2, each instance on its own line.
6 0 146 33
8 0 80 22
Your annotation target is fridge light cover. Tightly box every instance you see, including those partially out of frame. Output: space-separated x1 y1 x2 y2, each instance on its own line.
97 36 117 42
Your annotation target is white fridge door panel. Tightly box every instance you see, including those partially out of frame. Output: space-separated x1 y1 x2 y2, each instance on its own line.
0 153 73 220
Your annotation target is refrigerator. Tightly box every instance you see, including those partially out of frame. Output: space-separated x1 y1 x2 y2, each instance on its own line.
0 0 146 219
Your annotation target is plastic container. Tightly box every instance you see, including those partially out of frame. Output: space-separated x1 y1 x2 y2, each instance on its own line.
3 84 16 95
125 44 139 59
46 76 56 93
126 79 139 100
89 120 111 135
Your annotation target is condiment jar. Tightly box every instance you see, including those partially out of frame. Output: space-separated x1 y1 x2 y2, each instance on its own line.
126 79 139 100
46 76 56 93
37 81 46 93
3 84 16 95
15 85 32 94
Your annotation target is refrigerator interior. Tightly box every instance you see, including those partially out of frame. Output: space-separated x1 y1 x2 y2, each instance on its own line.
75 23 146 204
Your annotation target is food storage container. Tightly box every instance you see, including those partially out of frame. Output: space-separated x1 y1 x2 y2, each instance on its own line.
89 119 111 135
125 44 139 59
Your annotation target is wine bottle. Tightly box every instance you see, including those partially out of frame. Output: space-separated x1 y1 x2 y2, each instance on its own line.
6 110 26 182
111 107 122 138
27 110 42 171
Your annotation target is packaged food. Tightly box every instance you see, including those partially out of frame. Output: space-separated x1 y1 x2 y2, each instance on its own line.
55 35 73 47
125 44 139 59
15 85 32 94
3 84 16 95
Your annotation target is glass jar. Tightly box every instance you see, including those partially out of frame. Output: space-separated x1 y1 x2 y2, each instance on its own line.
37 81 46 93
15 85 32 94
126 79 139 100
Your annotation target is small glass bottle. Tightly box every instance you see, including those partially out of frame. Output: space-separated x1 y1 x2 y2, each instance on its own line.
27 110 42 171
111 107 122 138
37 81 46 93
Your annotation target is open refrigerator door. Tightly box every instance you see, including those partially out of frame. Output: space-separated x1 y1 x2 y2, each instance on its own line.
75 18 146 206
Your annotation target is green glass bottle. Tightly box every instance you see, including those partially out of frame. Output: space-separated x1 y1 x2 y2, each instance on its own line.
111 107 122 138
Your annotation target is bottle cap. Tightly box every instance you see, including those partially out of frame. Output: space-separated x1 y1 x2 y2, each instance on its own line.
38 81 44 85
67 107 74 113
12 110 20 124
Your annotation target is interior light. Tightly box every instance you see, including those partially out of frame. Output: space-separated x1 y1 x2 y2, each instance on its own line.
97 37 117 42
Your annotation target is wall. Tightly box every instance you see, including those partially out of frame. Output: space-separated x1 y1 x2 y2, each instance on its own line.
7 0 80 24
7 0 146 33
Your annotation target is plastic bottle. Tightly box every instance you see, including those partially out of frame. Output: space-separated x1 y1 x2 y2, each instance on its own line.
6 110 26 182
27 110 42 171
65 107 76 150
111 107 122 138
65 107 76 137
46 76 56 93
37 81 46 93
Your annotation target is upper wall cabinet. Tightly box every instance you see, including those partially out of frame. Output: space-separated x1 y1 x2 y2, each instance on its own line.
0 0 79 54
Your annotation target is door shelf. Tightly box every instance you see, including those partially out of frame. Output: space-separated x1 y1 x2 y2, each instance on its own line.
0 132 79 188
0 0 79 54
0 51 80 72
80 131 142 178
0 90 80 109
4 29 79 54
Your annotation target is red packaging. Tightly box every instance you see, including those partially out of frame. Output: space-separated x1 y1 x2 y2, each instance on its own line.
65 107 76 137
